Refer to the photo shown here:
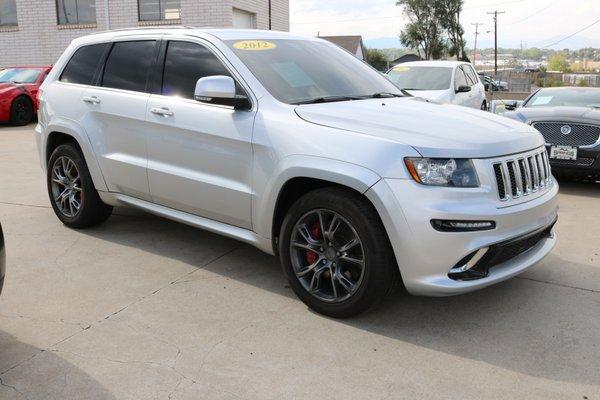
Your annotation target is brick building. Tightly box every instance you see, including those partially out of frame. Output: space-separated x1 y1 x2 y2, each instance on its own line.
0 0 289 66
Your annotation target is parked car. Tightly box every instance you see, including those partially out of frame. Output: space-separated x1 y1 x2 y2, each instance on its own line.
478 74 509 92
0 223 5 295
37 29 558 318
0 66 52 125
503 87 600 179
386 61 487 110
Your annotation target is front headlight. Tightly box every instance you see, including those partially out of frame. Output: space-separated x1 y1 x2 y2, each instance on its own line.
404 158 479 187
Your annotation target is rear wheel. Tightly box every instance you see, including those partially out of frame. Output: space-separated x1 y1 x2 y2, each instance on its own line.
47 143 113 228
481 100 487 111
279 188 398 318
10 96 33 126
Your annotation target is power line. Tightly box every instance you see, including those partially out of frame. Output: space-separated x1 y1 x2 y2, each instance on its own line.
539 17 600 48
505 0 561 26
464 0 525 11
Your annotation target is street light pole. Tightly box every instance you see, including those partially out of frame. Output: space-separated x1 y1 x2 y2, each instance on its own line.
487 11 505 76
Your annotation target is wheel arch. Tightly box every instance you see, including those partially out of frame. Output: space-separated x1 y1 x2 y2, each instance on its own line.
43 121 108 192
255 156 383 253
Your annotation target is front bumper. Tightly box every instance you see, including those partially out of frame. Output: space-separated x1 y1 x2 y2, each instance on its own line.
546 143 600 176
366 178 558 296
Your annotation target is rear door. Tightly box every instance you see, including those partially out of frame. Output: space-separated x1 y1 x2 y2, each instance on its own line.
144 38 255 229
82 39 159 201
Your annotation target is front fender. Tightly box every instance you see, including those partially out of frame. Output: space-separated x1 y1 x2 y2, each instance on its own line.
42 118 108 192
252 154 382 246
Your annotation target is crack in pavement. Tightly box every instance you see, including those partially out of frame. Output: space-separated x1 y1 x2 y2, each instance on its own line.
0 375 31 400
516 276 600 294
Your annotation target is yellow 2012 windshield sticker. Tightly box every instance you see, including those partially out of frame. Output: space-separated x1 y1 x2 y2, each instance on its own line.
233 40 277 51
393 66 410 72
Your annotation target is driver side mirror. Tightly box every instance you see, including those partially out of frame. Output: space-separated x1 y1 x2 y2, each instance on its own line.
504 100 519 111
456 85 471 94
194 75 251 110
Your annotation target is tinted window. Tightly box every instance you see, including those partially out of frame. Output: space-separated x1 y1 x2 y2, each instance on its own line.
56 0 96 24
454 68 469 89
60 43 108 85
162 41 231 99
386 66 452 90
102 41 156 92
0 0 17 26
138 0 181 21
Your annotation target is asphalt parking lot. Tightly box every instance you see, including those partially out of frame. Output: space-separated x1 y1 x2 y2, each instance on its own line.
0 124 599 400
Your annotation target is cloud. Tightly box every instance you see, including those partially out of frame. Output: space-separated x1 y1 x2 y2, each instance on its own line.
290 0 600 48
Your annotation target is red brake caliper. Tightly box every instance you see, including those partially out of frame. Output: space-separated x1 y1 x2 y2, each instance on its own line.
305 221 321 265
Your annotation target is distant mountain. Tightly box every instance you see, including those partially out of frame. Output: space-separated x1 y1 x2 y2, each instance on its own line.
365 35 599 50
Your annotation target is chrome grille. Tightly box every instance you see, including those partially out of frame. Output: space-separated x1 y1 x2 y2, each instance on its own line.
493 149 552 201
532 122 600 146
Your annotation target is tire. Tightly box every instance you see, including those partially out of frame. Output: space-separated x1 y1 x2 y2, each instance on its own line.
279 187 399 318
10 96 34 126
481 100 487 111
47 143 113 228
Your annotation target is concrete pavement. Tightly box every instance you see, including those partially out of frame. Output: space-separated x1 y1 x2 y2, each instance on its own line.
0 125 599 399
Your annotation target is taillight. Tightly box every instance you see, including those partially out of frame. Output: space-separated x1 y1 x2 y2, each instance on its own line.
37 88 44 104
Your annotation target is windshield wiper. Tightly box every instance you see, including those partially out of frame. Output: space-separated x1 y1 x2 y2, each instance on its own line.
364 92 405 98
293 95 363 105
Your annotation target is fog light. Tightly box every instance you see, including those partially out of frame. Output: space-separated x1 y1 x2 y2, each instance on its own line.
431 220 496 232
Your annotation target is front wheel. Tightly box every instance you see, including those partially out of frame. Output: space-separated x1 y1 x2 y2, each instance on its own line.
10 96 33 126
47 143 113 228
279 188 398 318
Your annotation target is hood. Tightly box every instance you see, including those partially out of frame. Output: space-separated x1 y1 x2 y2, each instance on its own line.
507 106 600 124
0 82 18 94
405 89 450 103
295 97 544 158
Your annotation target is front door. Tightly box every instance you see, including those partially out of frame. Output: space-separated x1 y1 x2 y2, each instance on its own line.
145 39 255 229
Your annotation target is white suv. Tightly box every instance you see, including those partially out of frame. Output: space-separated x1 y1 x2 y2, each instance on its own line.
36 29 558 317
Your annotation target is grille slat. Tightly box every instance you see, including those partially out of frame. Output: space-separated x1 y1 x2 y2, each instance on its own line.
493 149 553 201
533 122 600 146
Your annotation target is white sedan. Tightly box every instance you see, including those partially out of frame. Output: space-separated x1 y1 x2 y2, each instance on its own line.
386 61 487 110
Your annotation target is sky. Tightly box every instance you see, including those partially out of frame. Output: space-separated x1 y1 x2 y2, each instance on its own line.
289 0 600 49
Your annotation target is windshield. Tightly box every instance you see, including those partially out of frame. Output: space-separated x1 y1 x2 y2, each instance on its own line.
225 39 402 104
525 88 600 108
0 68 42 84
386 66 452 90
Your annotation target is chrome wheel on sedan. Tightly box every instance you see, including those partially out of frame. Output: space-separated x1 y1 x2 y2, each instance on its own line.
290 209 366 303
51 156 83 217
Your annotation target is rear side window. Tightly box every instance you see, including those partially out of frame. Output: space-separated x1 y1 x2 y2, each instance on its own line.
60 43 108 85
162 41 231 99
102 41 156 92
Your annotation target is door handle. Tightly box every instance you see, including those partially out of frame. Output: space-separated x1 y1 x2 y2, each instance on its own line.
82 96 101 104
150 107 174 117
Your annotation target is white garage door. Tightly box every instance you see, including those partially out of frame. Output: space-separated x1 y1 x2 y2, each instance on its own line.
233 8 255 29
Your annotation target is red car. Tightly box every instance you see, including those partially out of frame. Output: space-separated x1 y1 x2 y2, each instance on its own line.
0 66 52 126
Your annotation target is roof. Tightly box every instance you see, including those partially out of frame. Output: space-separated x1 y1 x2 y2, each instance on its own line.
318 35 366 59
74 28 316 45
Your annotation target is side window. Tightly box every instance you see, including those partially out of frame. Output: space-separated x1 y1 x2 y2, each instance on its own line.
102 41 156 92
454 67 468 90
468 66 480 85
463 66 478 86
60 43 108 85
162 41 232 99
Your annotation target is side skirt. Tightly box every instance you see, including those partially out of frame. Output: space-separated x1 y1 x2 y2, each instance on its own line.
98 191 275 255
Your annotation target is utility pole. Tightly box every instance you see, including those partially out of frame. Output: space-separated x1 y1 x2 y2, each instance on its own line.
471 22 482 67
487 10 505 76
268 0 272 30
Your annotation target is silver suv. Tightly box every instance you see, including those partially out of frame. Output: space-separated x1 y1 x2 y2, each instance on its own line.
37 29 558 317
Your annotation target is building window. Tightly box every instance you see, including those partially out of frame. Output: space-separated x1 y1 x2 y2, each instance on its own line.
56 0 96 25
232 8 255 29
0 0 18 26
138 0 181 21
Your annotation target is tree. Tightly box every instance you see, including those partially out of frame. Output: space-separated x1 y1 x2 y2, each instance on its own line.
397 0 447 60
441 0 469 61
365 48 389 71
548 53 570 72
